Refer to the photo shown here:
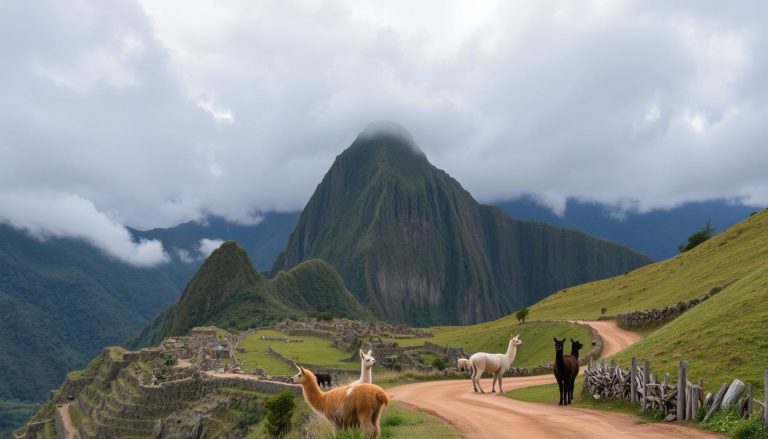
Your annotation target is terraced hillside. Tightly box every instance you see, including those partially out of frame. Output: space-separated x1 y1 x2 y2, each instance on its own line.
526 209 768 320
14 327 460 439
14 346 302 439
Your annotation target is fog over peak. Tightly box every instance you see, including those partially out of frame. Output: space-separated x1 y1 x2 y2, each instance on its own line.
1 0 767 265
358 120 422 153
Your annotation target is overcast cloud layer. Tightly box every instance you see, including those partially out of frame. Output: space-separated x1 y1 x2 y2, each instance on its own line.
1 0 767 266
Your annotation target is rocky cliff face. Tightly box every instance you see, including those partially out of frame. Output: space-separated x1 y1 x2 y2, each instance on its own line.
272 126 652 325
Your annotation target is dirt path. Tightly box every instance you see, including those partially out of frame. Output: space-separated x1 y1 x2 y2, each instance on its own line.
388 321 722 439
57 402 76 439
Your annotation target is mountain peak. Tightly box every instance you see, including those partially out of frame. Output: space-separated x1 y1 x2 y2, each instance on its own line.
353 121 425 157
159 240 260 338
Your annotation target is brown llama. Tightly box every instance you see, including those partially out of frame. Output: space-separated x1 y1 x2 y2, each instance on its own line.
290 365 389 438
553 338 579 405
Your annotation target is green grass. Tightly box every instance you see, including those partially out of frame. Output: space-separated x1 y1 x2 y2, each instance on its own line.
507 376 661 421
701 408 768 438
614 264 768 400
377 401 460 439
67 403 84 430
238 330 358 375
526 210 768 320
390 321 593 368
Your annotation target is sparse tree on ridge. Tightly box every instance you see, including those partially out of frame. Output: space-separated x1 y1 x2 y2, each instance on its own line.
678 220 716 253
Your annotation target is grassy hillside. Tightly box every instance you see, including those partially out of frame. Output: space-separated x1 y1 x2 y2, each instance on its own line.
615 265 768 398
527 209 768 320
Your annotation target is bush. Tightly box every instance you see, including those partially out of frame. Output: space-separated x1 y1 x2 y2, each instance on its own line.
732 418 768 439
431 357 447 370
233 400 262 430
515 307 530 323
265 390 296 438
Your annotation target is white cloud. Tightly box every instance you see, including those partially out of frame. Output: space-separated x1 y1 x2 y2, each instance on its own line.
0 191 169 267
198 238 225 258
1 0 767 246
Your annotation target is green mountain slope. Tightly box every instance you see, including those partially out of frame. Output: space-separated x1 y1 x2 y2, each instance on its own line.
528 209 768 320
272 127 651 326
135 242 369 346
615 264 768 396
0 224 182 435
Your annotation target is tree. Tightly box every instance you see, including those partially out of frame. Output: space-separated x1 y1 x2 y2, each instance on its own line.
515 307 530 324
265 390 295 438
678 221 716 253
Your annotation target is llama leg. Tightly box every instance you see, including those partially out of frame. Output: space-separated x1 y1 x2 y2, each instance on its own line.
474 368 486 394
498 374 504 393
569 378 575 404
357 408 375 438
491 374 497 393
371 405 384 438
557 379 564 405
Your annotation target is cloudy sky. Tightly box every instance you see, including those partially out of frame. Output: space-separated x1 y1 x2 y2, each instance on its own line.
1 0 767 265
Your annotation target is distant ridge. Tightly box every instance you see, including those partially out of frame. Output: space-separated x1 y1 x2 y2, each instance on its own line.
272 125 651 325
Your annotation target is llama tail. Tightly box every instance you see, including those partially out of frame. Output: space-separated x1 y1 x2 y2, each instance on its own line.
377 389 390 407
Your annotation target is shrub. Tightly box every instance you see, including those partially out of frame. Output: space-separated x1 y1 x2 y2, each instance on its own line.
265 390 296 438
515 307 530 323
431 357 447 370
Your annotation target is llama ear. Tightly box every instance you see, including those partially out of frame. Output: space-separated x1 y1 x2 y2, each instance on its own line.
367 349 372 356
359 349 365 359
553 337 557 342
570 338 574 342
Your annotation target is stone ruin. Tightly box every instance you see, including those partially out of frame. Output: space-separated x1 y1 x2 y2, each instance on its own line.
161 326 238 373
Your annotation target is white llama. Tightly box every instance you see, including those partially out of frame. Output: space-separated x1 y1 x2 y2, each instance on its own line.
469 334 523 394
350 349 376 385
457 358 473 375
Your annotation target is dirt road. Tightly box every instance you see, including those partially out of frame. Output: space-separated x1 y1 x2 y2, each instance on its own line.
57 402 76 439
388 321 722 439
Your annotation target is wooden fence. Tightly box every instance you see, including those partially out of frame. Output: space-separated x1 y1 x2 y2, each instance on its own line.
584 358 767 424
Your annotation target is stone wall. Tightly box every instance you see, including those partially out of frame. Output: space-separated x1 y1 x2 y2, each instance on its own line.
423 342 468 362
617 286 724 329
53 376 95 404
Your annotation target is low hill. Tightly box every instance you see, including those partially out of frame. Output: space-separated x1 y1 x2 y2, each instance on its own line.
134 242 369 346
525 209 768 320
273 125 651 326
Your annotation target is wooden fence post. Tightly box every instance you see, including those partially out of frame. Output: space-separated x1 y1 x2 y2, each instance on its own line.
631 357 638 404
642 360 650 410
746 384 753 419
678 361 687 420
764 370 767 423
691 385 700 421
704 383 729 422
